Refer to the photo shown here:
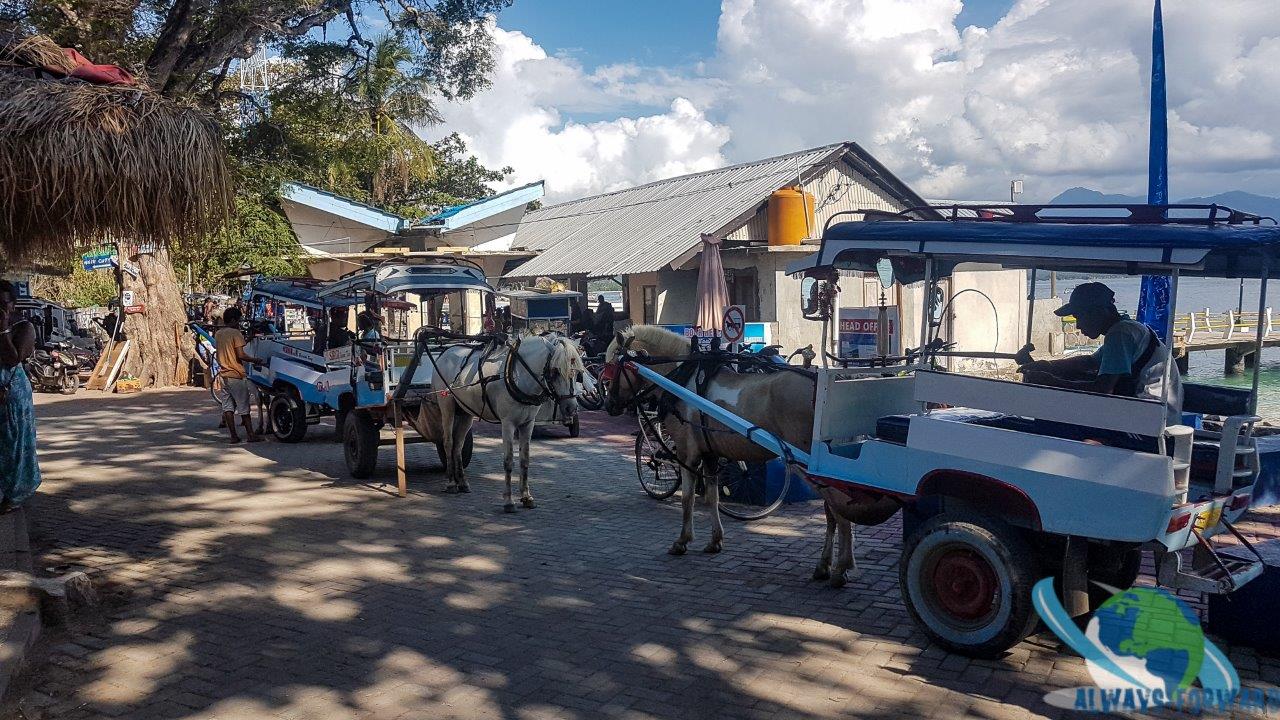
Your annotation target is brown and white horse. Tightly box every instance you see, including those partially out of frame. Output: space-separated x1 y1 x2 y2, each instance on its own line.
604 325 879 585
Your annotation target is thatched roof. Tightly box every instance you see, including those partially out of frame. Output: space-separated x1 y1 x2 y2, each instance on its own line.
0 35 232 263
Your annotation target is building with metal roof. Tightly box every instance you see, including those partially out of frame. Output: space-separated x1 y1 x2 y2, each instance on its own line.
505 142 933 280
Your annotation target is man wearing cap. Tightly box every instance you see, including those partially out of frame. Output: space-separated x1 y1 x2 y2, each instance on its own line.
1017 282 1182 424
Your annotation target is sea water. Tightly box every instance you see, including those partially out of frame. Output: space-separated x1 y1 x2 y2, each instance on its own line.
1037 275 1280 418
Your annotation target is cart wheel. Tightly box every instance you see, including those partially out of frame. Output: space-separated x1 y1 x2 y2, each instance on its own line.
438 429 476 468
568 415 580 438
271 393 308 443
900 511 1039 658
634 432 680 500
344 411 379 478
1086 544 1142 611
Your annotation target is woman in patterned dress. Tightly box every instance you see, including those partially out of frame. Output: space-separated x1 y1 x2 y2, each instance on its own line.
0 280 40 509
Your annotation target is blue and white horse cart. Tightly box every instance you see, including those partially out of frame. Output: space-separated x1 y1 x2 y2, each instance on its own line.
630 204 1276 657
246 264 495 496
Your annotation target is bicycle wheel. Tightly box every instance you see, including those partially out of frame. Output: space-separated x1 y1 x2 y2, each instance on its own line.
716 459 790 521
634 427 681 500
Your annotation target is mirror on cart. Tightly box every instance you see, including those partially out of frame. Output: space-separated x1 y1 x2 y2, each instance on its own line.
801 277 832 321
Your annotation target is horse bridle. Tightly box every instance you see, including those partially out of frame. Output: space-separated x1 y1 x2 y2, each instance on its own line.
504 336 579 409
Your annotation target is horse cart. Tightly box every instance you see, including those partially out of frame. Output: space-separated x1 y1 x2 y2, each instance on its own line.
614 204 1275 657
498 288 585 437
245 264 494 495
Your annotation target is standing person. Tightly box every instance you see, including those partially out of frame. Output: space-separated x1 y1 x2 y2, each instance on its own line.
0 280 40 509
214 307 265 444
593 294 616 340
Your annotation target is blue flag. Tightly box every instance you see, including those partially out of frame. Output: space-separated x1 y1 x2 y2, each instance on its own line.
1137 0 1171 340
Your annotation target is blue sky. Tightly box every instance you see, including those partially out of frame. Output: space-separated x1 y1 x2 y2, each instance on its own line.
499 0 1018 70
438 1 1279 203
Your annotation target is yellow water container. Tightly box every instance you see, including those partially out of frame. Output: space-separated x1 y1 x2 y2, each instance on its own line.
766 186 816 246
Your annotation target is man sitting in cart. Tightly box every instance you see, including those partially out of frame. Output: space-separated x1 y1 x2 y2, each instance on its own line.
1017 281 1183 424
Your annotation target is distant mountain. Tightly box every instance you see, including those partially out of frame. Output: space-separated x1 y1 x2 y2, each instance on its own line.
1049 187 1280 219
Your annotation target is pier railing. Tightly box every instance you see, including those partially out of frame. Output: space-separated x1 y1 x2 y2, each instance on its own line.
1174 309 1276 344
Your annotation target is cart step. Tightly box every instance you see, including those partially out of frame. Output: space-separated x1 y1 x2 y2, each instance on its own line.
1157 546 1264 594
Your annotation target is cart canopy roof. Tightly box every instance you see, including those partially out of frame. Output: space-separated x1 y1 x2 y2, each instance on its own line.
787 204 1280 281
318 264 492 303
249 279 329 309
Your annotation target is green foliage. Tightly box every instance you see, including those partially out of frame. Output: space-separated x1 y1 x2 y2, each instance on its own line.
173 195 307 291
30 266 118 307
10 0 515 292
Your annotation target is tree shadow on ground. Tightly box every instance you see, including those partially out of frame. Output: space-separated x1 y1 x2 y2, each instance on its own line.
16 389 1278 720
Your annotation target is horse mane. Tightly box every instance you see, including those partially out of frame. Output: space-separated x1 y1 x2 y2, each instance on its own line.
548 335 581 380
609 324 691 362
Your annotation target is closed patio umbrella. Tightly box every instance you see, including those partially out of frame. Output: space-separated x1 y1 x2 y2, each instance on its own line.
695 233 730 332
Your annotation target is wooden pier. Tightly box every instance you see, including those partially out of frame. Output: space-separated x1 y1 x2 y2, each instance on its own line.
1173 309 1280 374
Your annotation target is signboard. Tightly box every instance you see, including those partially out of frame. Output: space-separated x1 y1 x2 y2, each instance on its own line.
659 322 768 352
121 290 135 306
1 275 31 298
82 247 117 271
123 304 146 315
722 305 746 343
324 346 353 365
838 307 900 359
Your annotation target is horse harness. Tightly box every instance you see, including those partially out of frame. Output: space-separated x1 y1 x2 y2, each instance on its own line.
621 347 809 480
423 333 571 423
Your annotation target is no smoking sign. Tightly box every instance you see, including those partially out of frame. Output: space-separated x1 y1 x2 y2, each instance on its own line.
722 305 746 343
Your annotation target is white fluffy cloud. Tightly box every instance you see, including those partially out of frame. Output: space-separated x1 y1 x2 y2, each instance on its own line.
429 1 1280 203
426 27 730 202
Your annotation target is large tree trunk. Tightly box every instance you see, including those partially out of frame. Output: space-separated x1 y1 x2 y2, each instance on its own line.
119 250 194 388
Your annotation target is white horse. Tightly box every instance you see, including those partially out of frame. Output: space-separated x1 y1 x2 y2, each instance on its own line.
429 335 582 511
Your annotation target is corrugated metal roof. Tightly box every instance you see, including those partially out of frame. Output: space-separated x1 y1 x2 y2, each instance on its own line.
507 142 929 278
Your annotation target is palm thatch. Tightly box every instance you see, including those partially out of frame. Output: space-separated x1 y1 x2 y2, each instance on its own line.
0 67 233 262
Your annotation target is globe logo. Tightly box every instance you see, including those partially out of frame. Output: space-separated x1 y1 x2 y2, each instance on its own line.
1031 578 1240 712
1088 586 1203 691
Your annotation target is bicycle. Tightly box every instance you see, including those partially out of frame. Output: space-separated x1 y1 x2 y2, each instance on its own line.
632 405 792 521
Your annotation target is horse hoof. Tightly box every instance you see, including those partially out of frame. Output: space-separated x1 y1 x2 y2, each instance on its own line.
668 542 687 556
444 484 460 494
460 484 472 494
503 503 517 513
829 572 848 589
702 541 722 554
812 566 831 582
521 498 536 509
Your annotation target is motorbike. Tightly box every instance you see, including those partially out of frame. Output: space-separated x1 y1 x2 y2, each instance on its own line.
26 340 80 394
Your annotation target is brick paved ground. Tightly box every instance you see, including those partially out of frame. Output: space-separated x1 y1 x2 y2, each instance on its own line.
9 388 1280 719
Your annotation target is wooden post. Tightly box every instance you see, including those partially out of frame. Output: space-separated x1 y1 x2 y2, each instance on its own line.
394 402 407 498
1225 346 1246 375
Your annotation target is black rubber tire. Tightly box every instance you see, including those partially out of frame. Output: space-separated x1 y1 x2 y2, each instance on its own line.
900 511 1040 658
718 460 789 522
435 429 475 469
59 373 78 395
344 411 380 478
634 432 680 500
271 393 308 443
1087 544 1143 610
568 415 581 438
